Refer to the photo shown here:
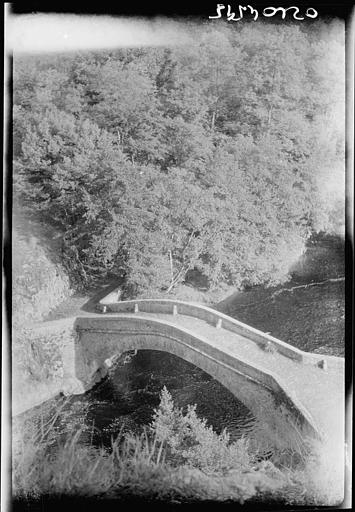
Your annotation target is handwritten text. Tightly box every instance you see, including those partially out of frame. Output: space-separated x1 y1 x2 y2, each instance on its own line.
209 5 318 21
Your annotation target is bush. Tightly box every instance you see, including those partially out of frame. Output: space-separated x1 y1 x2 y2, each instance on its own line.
151 386 252 474
12 388 287 503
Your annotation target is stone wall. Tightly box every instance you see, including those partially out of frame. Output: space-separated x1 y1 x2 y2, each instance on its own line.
12 317 78 416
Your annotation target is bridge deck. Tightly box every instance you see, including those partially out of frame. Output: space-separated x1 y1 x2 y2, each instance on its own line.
102 311 344 445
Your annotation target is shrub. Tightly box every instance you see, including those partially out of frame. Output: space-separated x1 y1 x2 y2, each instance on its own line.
12 389 287 503
151 387 252 474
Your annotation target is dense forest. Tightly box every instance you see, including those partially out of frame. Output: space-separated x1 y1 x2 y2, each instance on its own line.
13 21 345 297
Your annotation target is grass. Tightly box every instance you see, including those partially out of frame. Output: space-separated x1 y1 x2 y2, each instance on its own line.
12 392 283 503
12 427 282 503
12 389 345 507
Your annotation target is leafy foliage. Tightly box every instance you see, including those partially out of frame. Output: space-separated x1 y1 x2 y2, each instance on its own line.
151 387 252 474
13 22 345 294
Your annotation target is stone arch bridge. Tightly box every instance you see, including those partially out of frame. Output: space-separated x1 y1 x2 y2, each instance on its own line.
15 298 344 452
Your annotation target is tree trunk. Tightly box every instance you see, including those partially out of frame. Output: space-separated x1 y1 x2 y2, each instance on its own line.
211 110 216 131
267 104 273 129
168 250 174 284
210 97 219 131
166 230 196 292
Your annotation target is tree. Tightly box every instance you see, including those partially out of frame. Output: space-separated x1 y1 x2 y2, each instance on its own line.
13 21 345 294
14 107 131 284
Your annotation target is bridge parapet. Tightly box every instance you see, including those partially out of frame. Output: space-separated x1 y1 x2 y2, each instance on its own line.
98 298 342 369
75 314 323 448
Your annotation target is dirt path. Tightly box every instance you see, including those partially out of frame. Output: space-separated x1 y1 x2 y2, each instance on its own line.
42 281 121 321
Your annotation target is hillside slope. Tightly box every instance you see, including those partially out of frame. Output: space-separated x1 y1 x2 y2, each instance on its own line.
12 215 73 326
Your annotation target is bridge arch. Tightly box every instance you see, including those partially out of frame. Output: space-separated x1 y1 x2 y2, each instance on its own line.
71 314 320 451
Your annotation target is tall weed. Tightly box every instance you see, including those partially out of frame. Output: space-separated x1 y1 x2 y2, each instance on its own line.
13 387 342 505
